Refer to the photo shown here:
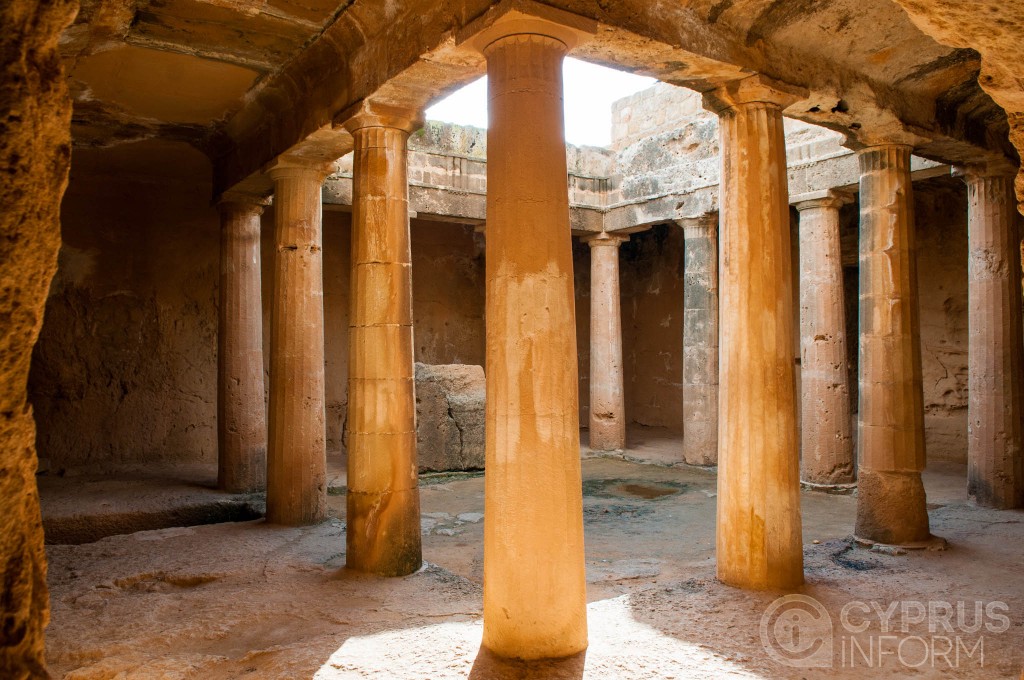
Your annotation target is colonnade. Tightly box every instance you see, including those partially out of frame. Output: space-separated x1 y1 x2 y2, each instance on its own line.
212 10 1024 662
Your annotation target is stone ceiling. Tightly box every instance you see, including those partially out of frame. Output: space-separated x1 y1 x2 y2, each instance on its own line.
58 0 1019 200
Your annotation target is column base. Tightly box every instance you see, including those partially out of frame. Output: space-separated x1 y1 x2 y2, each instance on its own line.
681 420 717 466
265 504 328 527
474 645 588 670
854 534 948 551
800 480 857 495
346 487 422 577
588 423 625 452
717 568 804 592
855 468 930 545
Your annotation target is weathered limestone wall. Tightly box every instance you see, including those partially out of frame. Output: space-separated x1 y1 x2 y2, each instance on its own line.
619 225 685 432
32 172 483 467
409 221 485 367
610 85 719 206
262 213 484 458
32 141 220 471
914 180 970 463
415 363 485 471
890 1 1024 210
1 0 77 675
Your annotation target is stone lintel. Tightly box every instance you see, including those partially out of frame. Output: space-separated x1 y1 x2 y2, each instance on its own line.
843 127 930 151
674 212 718 231
951 158 1018 182
458 0 597 54
791 188 855 211
701 74 807 114
337 101 423 135
217 191 272 211
264 154 339 182
580 232 629 247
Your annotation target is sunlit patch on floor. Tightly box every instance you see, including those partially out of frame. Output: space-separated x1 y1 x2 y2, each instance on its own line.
314 597 765 679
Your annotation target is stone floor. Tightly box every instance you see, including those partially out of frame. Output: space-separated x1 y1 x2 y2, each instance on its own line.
42 427 1024 678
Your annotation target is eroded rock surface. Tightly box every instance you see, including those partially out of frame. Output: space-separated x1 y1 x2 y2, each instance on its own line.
415 363 485 472
0 0 77 676
891 0 1024 210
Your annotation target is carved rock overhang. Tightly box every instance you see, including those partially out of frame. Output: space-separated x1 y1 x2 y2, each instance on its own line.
60 0 1018 202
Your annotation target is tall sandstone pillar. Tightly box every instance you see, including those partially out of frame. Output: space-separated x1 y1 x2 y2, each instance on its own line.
960 164 1024 509
583 233 628 452
265 157 333 526
855 144 930 544
471 10 592 660
678 213 719 466
343 110 422 575
703 76 805 590
217 196 269 493
794 191 855 488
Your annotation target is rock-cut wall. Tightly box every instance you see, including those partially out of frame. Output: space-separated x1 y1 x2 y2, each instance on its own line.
0 0 77 677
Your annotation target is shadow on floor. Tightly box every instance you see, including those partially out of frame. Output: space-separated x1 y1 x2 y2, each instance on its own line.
469 646 586 680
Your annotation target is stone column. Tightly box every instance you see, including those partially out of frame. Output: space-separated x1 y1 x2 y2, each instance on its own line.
960 163 1024 509
343 109 422 575
677 213 719 466
472 14 591 660
265 157 334 526
217 195 269 493
856 144 930 545
703 75 805 590
793 190 855 489
582 233 628 451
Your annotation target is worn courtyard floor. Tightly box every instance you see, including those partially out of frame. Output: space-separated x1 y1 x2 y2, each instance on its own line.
44 428 1024 679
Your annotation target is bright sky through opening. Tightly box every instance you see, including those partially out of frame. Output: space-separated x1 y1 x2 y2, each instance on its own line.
425 58 656 147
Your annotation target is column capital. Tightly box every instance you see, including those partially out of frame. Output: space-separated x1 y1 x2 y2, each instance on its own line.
581 232 628 247
952 159 1018 183
337 101 422 135
216 191 271 214
791 189 855 211
701 74 807 115
264 155 339 182
675 212 719 232
458 0 597 54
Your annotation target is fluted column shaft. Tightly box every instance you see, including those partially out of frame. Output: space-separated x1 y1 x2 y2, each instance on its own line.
585 233 627 451
795 193 855 487
480 29 587 659
679 214 719 466
344 113 422 575
704 76 804 590
855 144 929 544
265 158 332 526
963 167 1024 509
217 197 268 493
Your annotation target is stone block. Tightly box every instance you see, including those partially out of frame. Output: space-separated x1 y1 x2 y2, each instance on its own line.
414 363 485 471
